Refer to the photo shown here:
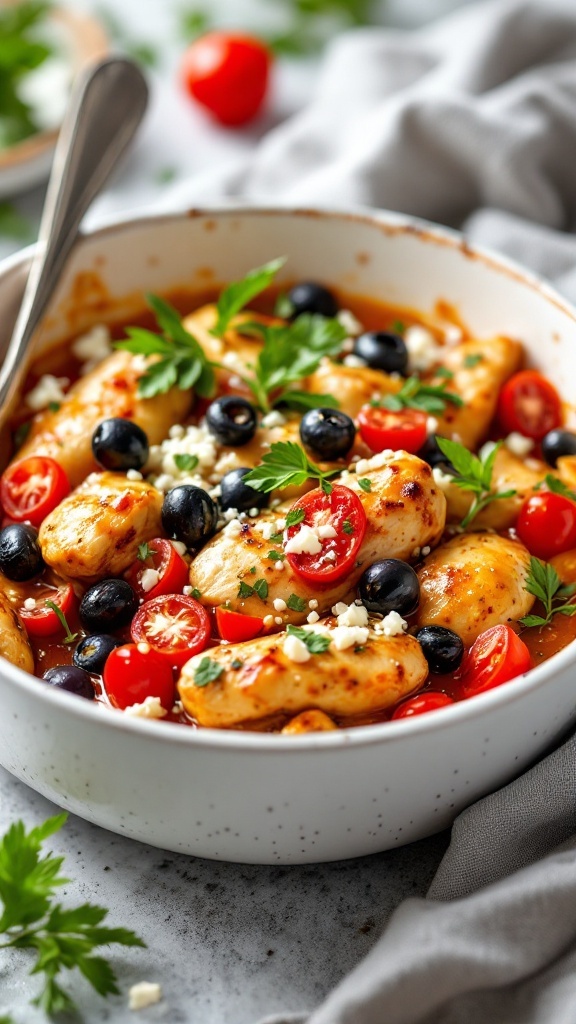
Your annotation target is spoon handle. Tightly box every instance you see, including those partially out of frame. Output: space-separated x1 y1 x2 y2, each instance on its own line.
0 56 148 415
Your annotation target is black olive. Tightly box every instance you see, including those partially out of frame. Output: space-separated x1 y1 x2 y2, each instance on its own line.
287 282 338 319
541 429 576 468
43 665 95 700
79 579 138 634
205 396 257 446
0 524 43 581
92 418 149 471
161 485 218 548
73 634 123 675
415 625 464 674
299 407 356 461
416 435 455 474
353 331 408 375
219 468 270 513
358 558 420 617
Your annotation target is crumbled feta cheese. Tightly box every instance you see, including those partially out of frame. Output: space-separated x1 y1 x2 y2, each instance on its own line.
337 309 364 335
223 507 240 522
275 518 287 531
249 507 260 518
309 599 318 609
221 351 245 373
323 550 337 561
140 568 161 593
124 697 166 719
285 524 323 555
263 614 275 627
256 520 276 541
355 450 396 476
307 610 320 623
337 603 369 628
225 519 243 538
170 540 187 555
379 610 408 637
526 457 543 472
128 981 162 1010
433 466 454 489
154 473 176 493
421 545 431 556
332 602 349 615
343 354 367 368
23 597 36 610
426 417 439 434
405 325 443 372
283 634 311 663
71 324 112 363
274 616 283 625
273 598 287 612
146 423 218 485
169 424 185 439
215 451 239 475
126 469 143 481
505 432 534 458
317 524 337 540
331 625 370 651
261 410 286 429
274 561 285 571
183 585 193 596
444 324 463 345
26 374 69 411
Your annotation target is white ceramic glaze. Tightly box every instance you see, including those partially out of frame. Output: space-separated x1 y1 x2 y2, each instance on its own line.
0 206 575 864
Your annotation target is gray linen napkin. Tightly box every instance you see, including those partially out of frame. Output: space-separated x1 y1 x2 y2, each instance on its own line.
162 0 576 1020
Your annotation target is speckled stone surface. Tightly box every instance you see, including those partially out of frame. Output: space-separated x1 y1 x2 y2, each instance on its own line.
0 767 448 1022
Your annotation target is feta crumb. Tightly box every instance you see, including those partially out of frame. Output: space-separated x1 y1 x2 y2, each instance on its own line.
444 324 463 345
154 473 176 493
23 597 36 610
261 410 286 429
256 520 276 540
71 324 112 364
323 550 337 561
380 610 408 637
505 432 534 458
215 451 239 476
26 374 69 411
526 457 542 471
308 599 318 609
317 524 337 540
421 545 431 557
170 540 187 555
283 634 311 663
275 518 287 531
128 981 162 1010
222 351 245 373
426 417 439 434
275 561 285 571
307 610 320 623
169 424 185 439
249 507 260 518
273 598 287 612
337 603 369 628
355 450 396 476
331 625 370 651
183 585 193 596
285 524 322 555
433 466 454 489
263 614 275 627
124 697 166 720
274 616 284 625
343 354 367 368
405 325 442 372
332 602 349 615
126 469 143 481
225 519 243 538
337 308 364 335
140 568 161 593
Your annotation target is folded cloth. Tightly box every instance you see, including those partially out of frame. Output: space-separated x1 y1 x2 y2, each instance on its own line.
152 0 576 1021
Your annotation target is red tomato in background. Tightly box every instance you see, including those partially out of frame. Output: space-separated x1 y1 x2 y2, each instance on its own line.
103 644 175 711
125 538 189 601
284 484 367 585
1 456 70 526
131 593 211 667
20 583 76 638
181 32 272 126
498 371 561 440
460 624 531 699
391 692 455 719
357 405 427 454
216 606 263 643
516 490 576 560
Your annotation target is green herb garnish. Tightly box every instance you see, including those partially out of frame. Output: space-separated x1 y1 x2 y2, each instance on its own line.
137 542 157 562
434 366 454 380
0 814 143 1016
237 578 268 601
191 587 202 600
44 601 78 645
285 508 305 528
286 624 331 654
211 258 285 338
390 319 406 335
174 453 199 472
0 2 53 149
342 518 354 534
243 441 340 495
287 594 307 612
520 557 576 628
357 478 372 493
534 475 576 501
380 376 464 416
463 353 484 368
435 438 516 528
267 550 285 562
193 658 224 687
238 581 255 598
269 531 284 544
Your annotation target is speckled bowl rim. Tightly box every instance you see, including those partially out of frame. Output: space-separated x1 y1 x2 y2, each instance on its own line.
2 202 576 753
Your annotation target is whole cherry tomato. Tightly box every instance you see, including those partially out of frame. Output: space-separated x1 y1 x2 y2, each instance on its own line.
498 371 561 440
357 405 428 454
284 484 367 586
103 644 175 711
516 490 576 560
391 692 455 719
180 32 272 126
216 606 263 643
20 583 76 638
131 593 211 667
125 538 189 602
460 624 531 698
1 456 70 527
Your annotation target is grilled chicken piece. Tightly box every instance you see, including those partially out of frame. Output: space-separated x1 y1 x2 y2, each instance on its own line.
189 451 446 626
303 363 401 420
441 446 546 530
434 336 522 448
178 624 427 728
0 591 34 673
39 472 162 582
18 351 193 488
281 710 338 733
416 532 534 645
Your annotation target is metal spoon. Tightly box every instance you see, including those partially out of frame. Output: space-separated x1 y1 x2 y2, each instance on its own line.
0 56 149 425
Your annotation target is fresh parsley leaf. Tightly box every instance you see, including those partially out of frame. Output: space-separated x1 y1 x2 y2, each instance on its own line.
0 3 53 150
390 319 406 335
286 624 331 654
534 474 576 502
0 814 144 1016
342 518 354 534
269 532 284 544
117 294 216 399
137 542 157 562
253 578 269 600
191 587 202 600
287 594 307 612
212 258 286 338
44 601 78 645
193 658 224 687
249 566 257 574
381 376 464 415
243 441 340 495
357 478 372 493
435 438 516 528
174 453 199 473
520 556 576 628
47 401 60 413
274 292 294 318
434 366 454 380
463 353 484 368
267 550 285 561
285 508 305 528
238 581 255 598
276 389 340 412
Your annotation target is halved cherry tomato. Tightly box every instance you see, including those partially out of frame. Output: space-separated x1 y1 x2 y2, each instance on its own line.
125 538 189 601
497 370 561 440
130 593 211 667
181 32 272 127
460 624 531 698
1 456 70 527
391 692 455 719
103 643 175 711
516 490 576 560
216 606 263 643
357 405 427 454
284 484 367 585
19 583 76 638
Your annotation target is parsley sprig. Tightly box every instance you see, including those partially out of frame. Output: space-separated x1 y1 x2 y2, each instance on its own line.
436 438 516 528
381 376 464 415
243 441 341 495
520 557 576 628
0 814 144 1016
286 624 331 654
534 475 576 502
0 2 53 149
117 294 216 400
44 601 78 645
211 258 285 338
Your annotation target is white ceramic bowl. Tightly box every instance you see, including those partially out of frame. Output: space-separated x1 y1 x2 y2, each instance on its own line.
1 206 575 865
